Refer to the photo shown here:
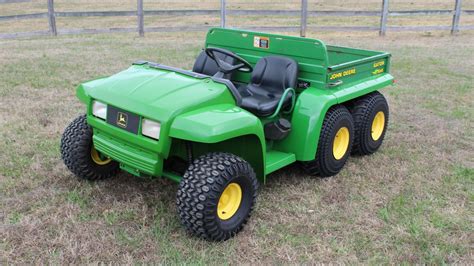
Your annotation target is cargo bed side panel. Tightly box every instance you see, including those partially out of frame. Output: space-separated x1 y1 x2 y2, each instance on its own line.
326 52 391 87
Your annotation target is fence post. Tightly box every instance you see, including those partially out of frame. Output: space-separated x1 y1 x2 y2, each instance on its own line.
47 0 57 36
451 0 462 34
300 0 308 37
137 0 144 37
220 0 226 28
379 0 389 36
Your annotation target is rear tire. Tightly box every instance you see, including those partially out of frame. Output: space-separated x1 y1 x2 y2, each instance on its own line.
349 91 389 155
302 105 354 177
60 114 120 180
176 152 259 241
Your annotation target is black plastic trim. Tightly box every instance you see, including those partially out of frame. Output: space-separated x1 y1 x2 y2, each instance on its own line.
148 61 209 79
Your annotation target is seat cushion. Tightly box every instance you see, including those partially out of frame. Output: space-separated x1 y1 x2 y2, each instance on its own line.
241 89 293 116
239 56 298 116
192 50 236 79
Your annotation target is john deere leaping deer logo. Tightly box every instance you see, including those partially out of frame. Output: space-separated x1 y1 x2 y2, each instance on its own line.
116 112 128 128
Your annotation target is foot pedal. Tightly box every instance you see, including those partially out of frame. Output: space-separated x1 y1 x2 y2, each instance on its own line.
264 119 291 140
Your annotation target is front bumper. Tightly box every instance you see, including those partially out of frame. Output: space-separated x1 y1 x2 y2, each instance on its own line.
88 115 164 177
93 131 162 176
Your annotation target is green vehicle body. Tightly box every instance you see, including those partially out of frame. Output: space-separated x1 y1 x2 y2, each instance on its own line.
76 28 394 183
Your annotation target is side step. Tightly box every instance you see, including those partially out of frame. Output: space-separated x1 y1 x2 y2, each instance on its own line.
265 151 296 175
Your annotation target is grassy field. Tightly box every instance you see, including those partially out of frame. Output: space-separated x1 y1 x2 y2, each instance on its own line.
1 1 474 264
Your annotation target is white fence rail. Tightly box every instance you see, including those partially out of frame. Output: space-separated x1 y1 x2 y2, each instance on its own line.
0 0 472 39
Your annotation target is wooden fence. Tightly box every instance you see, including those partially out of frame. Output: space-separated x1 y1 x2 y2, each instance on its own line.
1 0 473 39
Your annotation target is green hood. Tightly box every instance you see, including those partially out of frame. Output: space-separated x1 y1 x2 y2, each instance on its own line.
77 65 235 121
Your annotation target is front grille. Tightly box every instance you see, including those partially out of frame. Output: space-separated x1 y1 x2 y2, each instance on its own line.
106 105 140 134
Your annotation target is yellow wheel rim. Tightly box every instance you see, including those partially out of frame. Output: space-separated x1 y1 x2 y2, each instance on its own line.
90 146 112 165
217 183 242 220
333 127 350 160
371 111 385 141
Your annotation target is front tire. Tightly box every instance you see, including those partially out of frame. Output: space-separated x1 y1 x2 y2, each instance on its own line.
302 105 354 177
176 152 259 241
60 114 120 180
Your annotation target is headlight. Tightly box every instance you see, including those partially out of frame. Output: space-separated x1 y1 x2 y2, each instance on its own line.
92 100 107 120
142 119 161 140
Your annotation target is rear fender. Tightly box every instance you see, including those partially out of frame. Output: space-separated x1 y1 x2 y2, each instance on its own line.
273 88 338 161
274 74 393 161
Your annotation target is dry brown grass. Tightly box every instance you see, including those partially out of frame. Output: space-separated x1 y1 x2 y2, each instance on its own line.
1 1 474 264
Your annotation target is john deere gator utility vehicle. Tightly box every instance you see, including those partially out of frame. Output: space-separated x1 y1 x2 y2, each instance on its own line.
61 28 394 241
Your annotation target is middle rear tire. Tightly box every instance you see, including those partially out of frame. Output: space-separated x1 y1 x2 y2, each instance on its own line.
302 105 354 177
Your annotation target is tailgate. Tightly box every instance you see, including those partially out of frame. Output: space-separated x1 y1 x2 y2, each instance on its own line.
326 52 391 87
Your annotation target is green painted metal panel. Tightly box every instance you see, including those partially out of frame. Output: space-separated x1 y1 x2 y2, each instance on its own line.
88 114 163 154
80 65 235 122
274 76 394 161
265 151 296 174
169 104 267 182
325 45 391 87
333 74 394 103
273 87 338 160
205 27 329 89
326 45 382 66
169 104 265 145
162 171 182 183
93 129 162 176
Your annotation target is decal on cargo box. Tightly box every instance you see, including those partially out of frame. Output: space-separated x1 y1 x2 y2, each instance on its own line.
372 68 384 75
373 60 385 68
329 68 356 80
254 36 269 49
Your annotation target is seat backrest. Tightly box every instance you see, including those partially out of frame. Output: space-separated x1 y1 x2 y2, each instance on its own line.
192 50 236 79
250 56 298 93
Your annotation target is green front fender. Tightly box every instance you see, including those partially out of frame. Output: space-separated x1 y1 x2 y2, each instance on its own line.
169 104 266 181
169 104 265 143
76 77 110 104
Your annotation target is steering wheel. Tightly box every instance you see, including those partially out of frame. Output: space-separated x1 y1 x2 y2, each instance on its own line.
205 47 253 75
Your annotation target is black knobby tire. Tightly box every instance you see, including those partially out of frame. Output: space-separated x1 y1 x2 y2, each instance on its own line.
176 152 259 241
60 114 120 180
301 105 354 177
349 91 389 155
